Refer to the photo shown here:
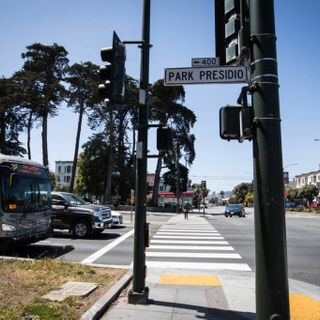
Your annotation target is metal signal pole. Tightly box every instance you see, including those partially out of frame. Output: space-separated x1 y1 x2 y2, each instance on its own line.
250 0 290 318
128 0 150 304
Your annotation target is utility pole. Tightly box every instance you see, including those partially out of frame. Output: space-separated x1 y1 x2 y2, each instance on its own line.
128 0 150 304
250 0 290 318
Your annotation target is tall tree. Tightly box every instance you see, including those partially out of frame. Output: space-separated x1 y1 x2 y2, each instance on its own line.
148 79 197 206
0 77 26 155
65 61 101 192
87 76 139 203
12 70 43 159
21 43 69 167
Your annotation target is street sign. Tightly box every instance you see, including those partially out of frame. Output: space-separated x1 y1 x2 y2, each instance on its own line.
192 57 220 67
164 66 248 86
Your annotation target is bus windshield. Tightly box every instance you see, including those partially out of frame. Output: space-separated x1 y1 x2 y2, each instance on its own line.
0 162 51 213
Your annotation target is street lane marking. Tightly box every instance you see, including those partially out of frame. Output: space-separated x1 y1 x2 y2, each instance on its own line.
146 252 241 259
81 229 134 264
154 235 224 239
289 293 320 320
148 245 234 251
147 261 252 271
156 232 221 236
151 240 229 245
159 274 221 286
159 228 218 232
160 225 216 231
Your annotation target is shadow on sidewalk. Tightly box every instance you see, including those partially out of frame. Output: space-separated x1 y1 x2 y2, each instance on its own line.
149 299 255 320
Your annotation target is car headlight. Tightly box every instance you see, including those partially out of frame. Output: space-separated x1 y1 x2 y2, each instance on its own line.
2 224 16 232
93 209 101 217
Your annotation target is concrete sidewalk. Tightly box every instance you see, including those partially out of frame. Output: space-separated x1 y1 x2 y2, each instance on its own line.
88 214 320 320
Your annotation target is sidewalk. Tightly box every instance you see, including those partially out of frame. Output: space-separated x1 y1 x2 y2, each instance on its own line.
85 214 320 320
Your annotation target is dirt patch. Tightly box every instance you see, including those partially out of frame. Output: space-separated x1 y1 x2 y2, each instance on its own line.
0 258 126 320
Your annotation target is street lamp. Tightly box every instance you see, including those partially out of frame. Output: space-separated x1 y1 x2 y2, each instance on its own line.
283 163 298 170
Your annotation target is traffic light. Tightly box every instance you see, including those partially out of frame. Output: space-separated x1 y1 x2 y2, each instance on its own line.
98 31 126 104
156 127 173 156
201 180 207 190
215 0 250 65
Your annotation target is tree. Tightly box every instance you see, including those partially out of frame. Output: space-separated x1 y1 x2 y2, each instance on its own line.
74 135 110 199
298 184 318 204
12 70 43 159
65 61 101 192
148 79 197 206
87 76 139 203
21 43 69 167
0 77 26 155
233 182 253 203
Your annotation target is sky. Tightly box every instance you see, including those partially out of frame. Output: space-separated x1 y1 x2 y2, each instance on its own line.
1 0 320 194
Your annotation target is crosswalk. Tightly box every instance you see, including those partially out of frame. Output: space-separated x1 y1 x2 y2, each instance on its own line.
146 215 251 271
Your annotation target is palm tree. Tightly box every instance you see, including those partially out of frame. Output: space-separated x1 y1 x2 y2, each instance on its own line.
21 43 69 167
65 61 101 192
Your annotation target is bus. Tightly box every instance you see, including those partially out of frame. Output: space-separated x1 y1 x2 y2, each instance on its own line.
0 154 52 250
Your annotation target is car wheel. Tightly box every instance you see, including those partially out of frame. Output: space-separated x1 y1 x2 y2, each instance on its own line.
225 214 228 217
72 220 91 238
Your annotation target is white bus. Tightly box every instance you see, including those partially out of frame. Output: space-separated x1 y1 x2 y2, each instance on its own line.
0 154 51 250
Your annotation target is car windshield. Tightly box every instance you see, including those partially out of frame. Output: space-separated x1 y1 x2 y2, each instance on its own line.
228 204 241 209
63 193 87 205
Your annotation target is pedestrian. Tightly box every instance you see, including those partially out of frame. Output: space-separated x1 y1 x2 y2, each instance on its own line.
184 202 191 220
113 197 119 210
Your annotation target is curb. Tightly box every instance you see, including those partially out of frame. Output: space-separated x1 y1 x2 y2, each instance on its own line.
80 270 132 320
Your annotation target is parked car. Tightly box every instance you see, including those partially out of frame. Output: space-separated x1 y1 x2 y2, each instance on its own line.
308 202 320 209
225 204 246 217
51 192 113 238
111 211 123 227
285 201 296 208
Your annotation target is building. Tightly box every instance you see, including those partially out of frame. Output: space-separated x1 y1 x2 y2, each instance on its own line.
55 161 74 189
295 170 320 189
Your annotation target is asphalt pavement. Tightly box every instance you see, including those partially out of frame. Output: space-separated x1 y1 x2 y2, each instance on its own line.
81 213 320 320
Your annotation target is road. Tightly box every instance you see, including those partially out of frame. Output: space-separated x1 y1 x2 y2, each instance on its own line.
204 206 320 287
2 208 319 287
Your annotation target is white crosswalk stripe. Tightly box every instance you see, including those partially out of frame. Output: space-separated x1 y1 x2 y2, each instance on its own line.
147 215 251 272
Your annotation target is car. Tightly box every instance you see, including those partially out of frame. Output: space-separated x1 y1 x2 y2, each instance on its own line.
285 201 296 208
225 204 246 217
51 192 113 238
308 202 320 209
111 211 123 227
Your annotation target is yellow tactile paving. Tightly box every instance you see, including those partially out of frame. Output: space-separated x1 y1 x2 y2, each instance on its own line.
289 293 320 320
159 274 221 286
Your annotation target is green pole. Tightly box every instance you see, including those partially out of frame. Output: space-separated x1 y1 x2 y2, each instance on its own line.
128 0 150 304
250 0 290 318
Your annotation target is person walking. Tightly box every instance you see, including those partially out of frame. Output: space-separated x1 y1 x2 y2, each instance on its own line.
184 202 191 220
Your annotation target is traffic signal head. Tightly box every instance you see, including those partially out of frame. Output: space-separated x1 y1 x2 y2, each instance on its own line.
157 127 173 156
98 31 126 104
215 0 250 65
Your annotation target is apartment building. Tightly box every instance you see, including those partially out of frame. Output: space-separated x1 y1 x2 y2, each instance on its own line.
295 169 320 189
55 160 74 189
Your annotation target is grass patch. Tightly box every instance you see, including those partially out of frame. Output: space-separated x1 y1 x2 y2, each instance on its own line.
0 258 126 320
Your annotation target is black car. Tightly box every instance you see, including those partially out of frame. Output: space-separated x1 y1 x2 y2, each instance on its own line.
51 192 113 238
225 204 246 217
